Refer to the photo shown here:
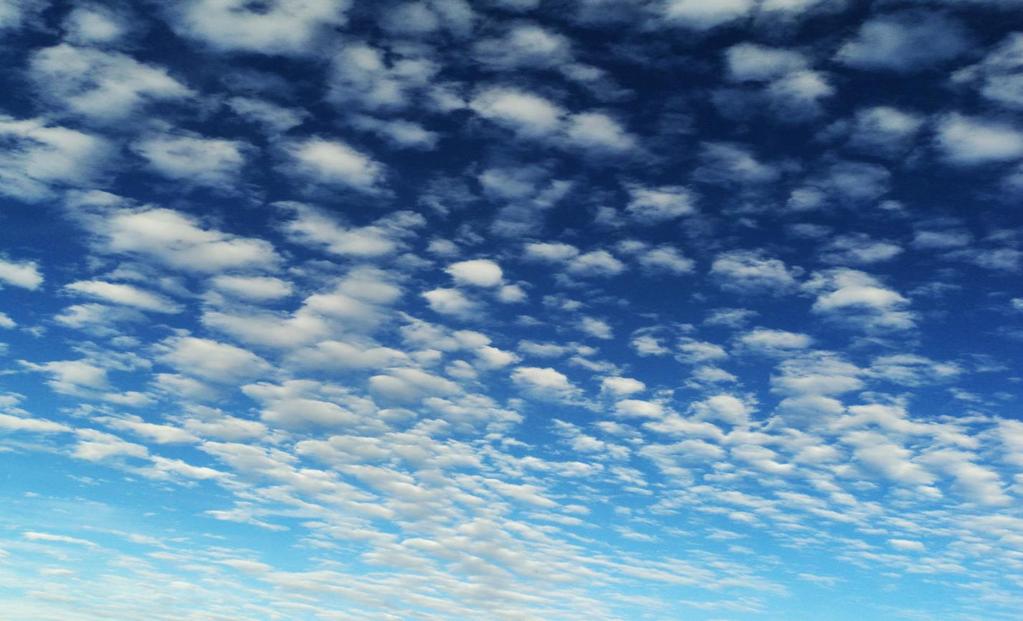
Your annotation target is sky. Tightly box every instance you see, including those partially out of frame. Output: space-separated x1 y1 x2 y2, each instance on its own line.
0 0 1022 619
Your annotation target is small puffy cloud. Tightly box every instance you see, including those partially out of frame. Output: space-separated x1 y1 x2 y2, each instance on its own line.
725 43 807 82
711 250 800 293
446 259 504 287
157 335 273 383
888 539 925 552
511 366 581 401
694 142 780 185
566 250 626 277
0 0 46 32
690 394 753 425
563 112 636 154
473 22 572 70
771 351 863 397
820 234 903 265
422 287 479 317
63 5 128 45
836 12 971 72
601 376 646 396
738 328 813 354
471 87 636 155
29 44 192 120
935 113 1023 166
211 275 293 302
953 33 1023 110
74 198 279 273
277 202 422 258
867 354 960 387
615 399 664 419
65 280 182 313
169 0 351 55
470 86 565 137
0 257 43 290
282 137 387 194
21 359 110 394
227 97 308 134
327 43 438 112
523 242 579 262
805 268 915 331
765 70 834 119
626 184 696 223
637 246 694 275
678 338 728 364
350 115 439 150
846 106 923 154
132 131 249 188
496 283 527 303
579 316 613 339
662 0 755 30
0 116 113 202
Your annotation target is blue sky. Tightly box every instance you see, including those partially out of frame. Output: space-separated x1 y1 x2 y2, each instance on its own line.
0 0 1022 619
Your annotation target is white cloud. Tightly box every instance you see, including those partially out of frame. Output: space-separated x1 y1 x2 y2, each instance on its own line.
422 287 479 317
511 366 580 401
662 0 755 30
953 33 1023 110
277 202 422 257
0 257 43 290
350 115 439 150
563 112 636 153
805 268 915 331
523 242 579 262
29 45 192 120
690 394 752 425
282 137 388 194
65 280 182 313
0 0 46 32
446 259 504 287
601 376 646 396
227 97 308 134
566 250 626 277
211 275 293 302
63 5 127 44
169 0 351 55
711 250 800 293
836 12 971 72
820 234 903 265
327 43 438 112
889 538 925 552
615 399 664 419
626 185 696 223
157 336 273 383
0 116 112 201
473 23 572 70
74 197 280 273
579 316 613 339
935 113 1023 165
738 328 812 354
695 142 780 185
847 106 923 154
725 43 807 82
637 246 695 275
21 359 110 394
765 70 834 118
133 132 249 188
470 86 565 137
